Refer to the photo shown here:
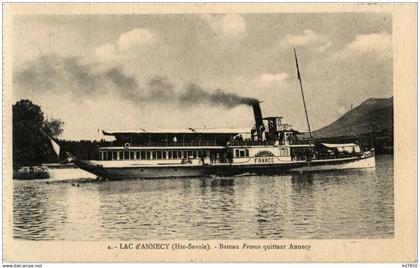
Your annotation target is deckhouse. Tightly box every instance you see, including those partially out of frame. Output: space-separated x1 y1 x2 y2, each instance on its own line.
98 128 251 164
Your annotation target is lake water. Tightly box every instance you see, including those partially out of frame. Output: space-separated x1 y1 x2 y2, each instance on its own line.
13 155 394 240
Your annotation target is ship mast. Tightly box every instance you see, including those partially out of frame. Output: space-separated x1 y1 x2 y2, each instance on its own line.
293 48 313 142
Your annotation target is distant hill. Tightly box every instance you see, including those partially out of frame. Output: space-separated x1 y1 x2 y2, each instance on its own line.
312 97 393 138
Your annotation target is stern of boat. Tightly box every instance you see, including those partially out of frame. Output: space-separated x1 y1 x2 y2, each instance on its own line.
360 148 376 168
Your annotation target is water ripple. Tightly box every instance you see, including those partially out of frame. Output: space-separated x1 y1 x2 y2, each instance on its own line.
13 155 394 240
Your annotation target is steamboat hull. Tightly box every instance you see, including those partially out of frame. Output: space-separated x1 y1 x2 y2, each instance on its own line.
75 155 375 180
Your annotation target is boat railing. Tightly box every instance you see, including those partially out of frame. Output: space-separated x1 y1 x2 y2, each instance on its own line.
228 139 310 147
228 140 275 146
112 139 312 148
115 141 222 147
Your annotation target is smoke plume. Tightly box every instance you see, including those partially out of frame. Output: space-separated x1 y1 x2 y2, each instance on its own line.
15 55 258 108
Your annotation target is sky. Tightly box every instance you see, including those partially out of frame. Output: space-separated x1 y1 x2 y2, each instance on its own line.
12 13 393 140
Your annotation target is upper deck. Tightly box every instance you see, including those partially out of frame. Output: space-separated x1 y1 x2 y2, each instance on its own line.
101 128 250 148
99 122 310 149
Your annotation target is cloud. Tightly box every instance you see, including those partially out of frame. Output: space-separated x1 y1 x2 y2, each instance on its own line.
95 43 118 61
94 28 155 62
279 30 332 53
201 14 247 39
117 28 155 51
334 32 392 60
255 73 289 88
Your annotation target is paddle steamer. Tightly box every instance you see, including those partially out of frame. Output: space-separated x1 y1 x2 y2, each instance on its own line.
69 101 375 180
68 50 375 179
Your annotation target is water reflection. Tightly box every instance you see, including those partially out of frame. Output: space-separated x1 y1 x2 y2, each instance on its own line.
254 177 287 239
290 174 315 192
13 183 69 240
199 178 235 188
14 155 394 240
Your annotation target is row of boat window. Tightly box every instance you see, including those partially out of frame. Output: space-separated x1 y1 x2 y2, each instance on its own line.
99 150 212 161
99 148 288 161
99 149 256 161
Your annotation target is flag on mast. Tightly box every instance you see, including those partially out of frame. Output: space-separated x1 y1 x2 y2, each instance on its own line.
40 128 60 158
49 137 60 158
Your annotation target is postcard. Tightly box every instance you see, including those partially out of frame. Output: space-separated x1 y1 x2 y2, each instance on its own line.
3 3 417 263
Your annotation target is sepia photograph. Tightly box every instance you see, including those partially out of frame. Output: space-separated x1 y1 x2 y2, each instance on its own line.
3 3 416 263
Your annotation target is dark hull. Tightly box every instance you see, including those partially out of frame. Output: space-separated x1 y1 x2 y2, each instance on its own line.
74 155 375 180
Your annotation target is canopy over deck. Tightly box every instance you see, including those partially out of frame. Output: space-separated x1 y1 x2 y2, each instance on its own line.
321 143 358 148
102 128 250 136
101 128 251 147
321 143 361 153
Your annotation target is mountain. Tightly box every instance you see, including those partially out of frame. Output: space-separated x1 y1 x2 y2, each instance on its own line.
312 97 393 138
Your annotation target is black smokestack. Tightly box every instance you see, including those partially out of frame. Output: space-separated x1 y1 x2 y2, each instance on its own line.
252 102 264 141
